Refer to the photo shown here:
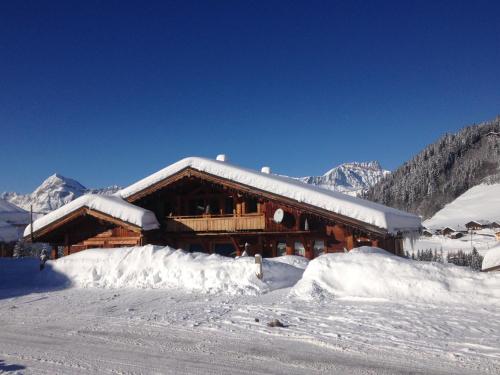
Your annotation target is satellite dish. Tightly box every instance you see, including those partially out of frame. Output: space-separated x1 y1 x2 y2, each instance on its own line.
273 208 284 224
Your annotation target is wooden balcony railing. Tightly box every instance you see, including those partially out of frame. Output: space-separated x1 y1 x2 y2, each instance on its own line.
165 214 265 232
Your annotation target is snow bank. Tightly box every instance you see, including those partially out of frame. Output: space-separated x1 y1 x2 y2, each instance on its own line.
292 247 500 304
116 157 421 234
37 246 305 295
267 255 310 269
24 194 159 237
483 244 500 271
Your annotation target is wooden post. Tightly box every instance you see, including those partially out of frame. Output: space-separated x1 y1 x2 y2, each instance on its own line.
345 232 354 251
286 237 294 255
64 233 70 256
51 245 58 260
257 235 263 255
230 237 241 257
303 237 313 260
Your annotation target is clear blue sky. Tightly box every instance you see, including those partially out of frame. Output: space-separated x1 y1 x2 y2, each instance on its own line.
1 0 500 193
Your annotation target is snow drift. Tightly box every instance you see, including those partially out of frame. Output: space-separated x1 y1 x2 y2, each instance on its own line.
292 246 500 305
483 244 500 271
37 246 305 295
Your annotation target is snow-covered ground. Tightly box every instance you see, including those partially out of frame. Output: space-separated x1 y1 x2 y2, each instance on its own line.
1 246 500 374
405 231 498 258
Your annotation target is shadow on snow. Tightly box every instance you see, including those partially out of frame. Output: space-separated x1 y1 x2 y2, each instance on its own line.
0 358 26 372
0 258 71 300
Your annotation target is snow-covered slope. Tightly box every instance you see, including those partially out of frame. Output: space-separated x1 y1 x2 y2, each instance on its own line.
298 161 389 196
1 174 121 214
0 199 29 242
423 183 500 230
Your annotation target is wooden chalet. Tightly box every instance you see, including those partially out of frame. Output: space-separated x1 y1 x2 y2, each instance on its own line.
441 227 456 236
465 220 495 231
24 156 421 259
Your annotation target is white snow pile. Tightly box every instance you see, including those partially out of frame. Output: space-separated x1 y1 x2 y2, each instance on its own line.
37 245 305 295
424 183 500 230
116 157 421 234
292 246 500 305
267 255 310 269
24 194 159 236
483 244 500 271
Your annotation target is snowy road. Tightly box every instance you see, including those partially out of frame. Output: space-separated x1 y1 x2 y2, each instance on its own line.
1 287 499 374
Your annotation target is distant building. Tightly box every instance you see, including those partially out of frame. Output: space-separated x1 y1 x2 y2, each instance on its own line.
422 229 434 237
490 221 500 229
496 232 500 241
442 227 456 236
465 220 491 231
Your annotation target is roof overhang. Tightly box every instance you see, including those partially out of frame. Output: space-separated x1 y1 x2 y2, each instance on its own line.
125 166 393 237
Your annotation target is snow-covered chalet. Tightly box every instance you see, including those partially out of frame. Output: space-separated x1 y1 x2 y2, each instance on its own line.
24 156 422 259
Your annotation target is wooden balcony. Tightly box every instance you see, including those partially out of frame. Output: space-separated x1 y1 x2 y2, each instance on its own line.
165 214 265 232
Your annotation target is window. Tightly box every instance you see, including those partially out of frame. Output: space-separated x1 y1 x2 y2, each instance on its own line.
188 199 205 215
294 241 306 257
245 198 258 213
224 197 234 214
313 240 325 257
276 241 287 256
208 198 220 215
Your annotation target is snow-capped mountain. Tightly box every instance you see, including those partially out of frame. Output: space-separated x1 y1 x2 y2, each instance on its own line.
1 174 121 214
298 161 390 196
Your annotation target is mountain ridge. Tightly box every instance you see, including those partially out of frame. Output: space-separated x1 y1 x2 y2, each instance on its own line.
364 116 500 219
1 174 121 214
298 161 390 196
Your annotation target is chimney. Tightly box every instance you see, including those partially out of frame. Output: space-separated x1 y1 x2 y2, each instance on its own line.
261 166 271 174
216 154 228 162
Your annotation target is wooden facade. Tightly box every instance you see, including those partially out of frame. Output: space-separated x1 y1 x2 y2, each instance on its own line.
27 167 405 259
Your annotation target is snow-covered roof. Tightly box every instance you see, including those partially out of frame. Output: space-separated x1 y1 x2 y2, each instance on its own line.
117 157 421 234
24 195 160 237
466 220 492 225
482 244 500 271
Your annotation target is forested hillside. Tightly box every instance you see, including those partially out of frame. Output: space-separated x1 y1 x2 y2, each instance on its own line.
364 116 500 219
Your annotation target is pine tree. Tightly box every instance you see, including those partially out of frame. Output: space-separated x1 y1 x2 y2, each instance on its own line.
470 247 483 271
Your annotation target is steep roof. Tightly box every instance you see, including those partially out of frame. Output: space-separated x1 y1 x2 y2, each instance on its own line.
117 157 421 234
24 194 159 237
